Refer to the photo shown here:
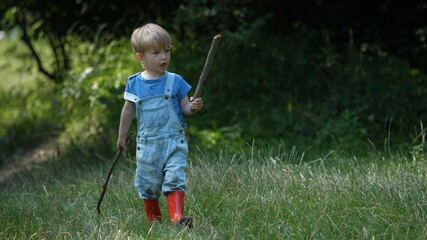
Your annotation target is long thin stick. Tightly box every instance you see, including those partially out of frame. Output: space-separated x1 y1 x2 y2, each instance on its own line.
96 132 132 215
193 34 222 100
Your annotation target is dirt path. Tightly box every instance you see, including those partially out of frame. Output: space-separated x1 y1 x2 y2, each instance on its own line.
0 137 60 184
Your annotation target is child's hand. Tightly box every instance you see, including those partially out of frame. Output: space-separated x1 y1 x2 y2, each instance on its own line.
190 97 204 112
117 137 128 151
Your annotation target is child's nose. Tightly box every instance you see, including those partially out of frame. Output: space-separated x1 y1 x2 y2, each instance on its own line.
160 51 167 59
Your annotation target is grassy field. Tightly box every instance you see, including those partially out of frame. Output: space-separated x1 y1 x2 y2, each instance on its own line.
1 144 426 239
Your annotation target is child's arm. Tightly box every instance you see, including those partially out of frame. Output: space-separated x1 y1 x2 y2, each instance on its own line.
180 96 204 115
117 100 135 150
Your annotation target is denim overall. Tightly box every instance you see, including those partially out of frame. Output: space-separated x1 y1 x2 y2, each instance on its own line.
134 72 188 200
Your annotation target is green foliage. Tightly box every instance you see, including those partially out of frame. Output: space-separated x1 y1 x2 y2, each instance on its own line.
410 124 427 161
56 38 136 153
178 24 426 152
0 38 60 164
2 22 427 160
1 0 426 157
315 110 368 152
410 144 426 161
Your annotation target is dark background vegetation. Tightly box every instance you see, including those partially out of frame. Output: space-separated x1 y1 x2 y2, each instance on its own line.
1 0 426 163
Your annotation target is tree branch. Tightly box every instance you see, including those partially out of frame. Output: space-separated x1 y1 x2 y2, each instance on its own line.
19 8 61 83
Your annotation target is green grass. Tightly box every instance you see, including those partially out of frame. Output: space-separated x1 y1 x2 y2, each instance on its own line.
1 144 426 239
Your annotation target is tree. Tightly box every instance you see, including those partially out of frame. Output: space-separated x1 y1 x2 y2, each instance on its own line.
1 0 426 79
0 0 183 83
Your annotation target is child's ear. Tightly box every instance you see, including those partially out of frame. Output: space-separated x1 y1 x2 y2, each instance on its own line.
135 52 144 62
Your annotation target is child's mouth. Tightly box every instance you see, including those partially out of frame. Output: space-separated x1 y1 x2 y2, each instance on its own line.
160 63 167 68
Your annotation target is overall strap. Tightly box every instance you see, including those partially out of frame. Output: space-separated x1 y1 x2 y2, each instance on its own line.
164 72 175 96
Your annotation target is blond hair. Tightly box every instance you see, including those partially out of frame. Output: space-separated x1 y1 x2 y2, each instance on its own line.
131 23 172 53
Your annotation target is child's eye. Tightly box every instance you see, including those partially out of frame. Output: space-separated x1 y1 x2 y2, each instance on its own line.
165 49 170 53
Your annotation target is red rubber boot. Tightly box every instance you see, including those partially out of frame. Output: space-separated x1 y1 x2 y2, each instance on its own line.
144 199 162 223
167 191 193 228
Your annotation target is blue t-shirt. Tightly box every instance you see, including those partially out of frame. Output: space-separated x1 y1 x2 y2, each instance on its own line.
124 71 191 126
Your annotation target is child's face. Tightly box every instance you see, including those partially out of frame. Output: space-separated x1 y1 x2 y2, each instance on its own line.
140 48 171 74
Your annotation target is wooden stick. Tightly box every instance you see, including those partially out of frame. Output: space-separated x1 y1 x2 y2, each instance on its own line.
96 132 132 215
193 34 222 100
96 149 121 215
